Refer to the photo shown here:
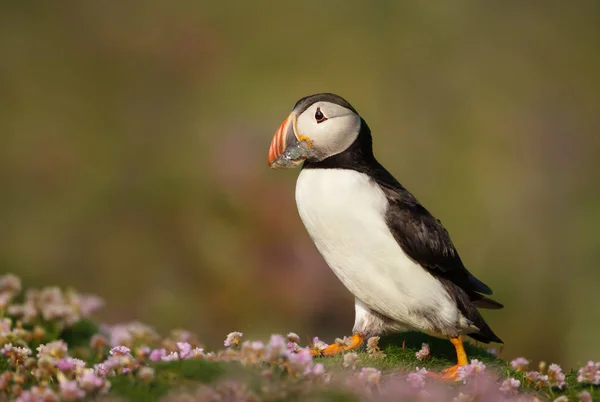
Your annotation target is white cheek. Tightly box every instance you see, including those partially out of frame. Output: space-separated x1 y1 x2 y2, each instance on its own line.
297 113 360 157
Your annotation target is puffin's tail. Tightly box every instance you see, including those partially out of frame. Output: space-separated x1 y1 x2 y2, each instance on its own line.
472 295 504 310
469 322 503 344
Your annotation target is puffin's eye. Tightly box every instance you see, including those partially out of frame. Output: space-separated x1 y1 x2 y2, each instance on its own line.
315 107 327 123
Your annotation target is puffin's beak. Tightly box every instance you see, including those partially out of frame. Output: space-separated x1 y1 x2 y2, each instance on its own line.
268 112 306 169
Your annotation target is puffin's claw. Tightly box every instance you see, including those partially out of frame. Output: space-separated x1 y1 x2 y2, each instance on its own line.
427 364 462 382
309 333 364 356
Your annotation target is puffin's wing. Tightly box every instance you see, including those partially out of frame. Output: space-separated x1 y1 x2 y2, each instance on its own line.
378 181 494 298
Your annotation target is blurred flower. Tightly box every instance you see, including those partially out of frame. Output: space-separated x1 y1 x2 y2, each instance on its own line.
16 386 59 402
578 391 593 402
457 359 486 384
547 363 565 389
1 343 32 366
485 348 497 356
303 362 326 380
0 274 21 294
499 378 520 395
36 340 68 361
335 336 352 348
538 361 547 373
415 343 430 360
311 337 328 355
104 321 159 348
287 333 300 343
149 348 166 362
553 397 568 402
109 346 131 356
90 334 108 350
59 381 85 401
137 367 155 383
576 361 600 385
176 342 192 359
265 334 287 361
93 362 109 377
366 336 385 357
510 357 530 371
343 352 359 369
224 331 243 347
287 349 313 375
287 341 299 352
525 371 539 382
453 392 475 402
69 292 104 317
359 367 381 386
56 357 85 373
407 367 428 389
78 371 107 393
162 352 179 362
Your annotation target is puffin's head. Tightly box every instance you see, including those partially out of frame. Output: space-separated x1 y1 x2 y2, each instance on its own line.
268 93 362 169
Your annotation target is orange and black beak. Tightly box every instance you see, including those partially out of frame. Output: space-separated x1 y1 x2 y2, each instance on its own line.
268 112 308 169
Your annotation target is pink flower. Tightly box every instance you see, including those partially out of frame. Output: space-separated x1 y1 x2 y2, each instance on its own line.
78 372 105 392
94 363 110 377
161 352 179 361
60 381 85 400
415 343 430 360
359 367 382 385
224 332 243 347
149 348 166 362
16 387 58 402
304 363 326 379
287 332 300 343
268 334 286 349
547 363 566 389
75 294 104 316
407 367 428 389
510 357 529 371
109 346 131 356
176 342 192 359
0 274 21 293
499 378 520 395
36 340 68 360
57 357 85 372
138 366 155 382
90 334 108 350
343 352 359 369
578 391 593 402
265 334 288 360
525 371 539 382
577 361 600 385
290 349 313 366
187 347 204 359
457 359 486 384
311 337 328 354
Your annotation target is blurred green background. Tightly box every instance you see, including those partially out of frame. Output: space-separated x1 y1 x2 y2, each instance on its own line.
1 1 599 369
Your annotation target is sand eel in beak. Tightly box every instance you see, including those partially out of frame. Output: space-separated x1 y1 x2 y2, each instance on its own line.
268 93 503 381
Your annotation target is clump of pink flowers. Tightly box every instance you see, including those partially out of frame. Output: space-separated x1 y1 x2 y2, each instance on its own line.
415 343 430 360
577 361 600 385
457 359 487 384
510 357 530 371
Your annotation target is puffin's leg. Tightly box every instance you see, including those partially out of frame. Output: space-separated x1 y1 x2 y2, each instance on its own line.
309 333 364 356
429 336 468 381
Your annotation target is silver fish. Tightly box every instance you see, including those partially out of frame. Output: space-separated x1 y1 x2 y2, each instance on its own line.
270 140 313 169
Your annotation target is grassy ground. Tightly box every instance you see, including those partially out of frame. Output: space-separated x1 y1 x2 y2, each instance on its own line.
1 276 598 401
100 332 599 401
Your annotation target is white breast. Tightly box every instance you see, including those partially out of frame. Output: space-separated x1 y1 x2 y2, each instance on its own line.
295 168 461 334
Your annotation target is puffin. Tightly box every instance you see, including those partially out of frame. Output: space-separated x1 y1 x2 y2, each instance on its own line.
267 93 503 380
